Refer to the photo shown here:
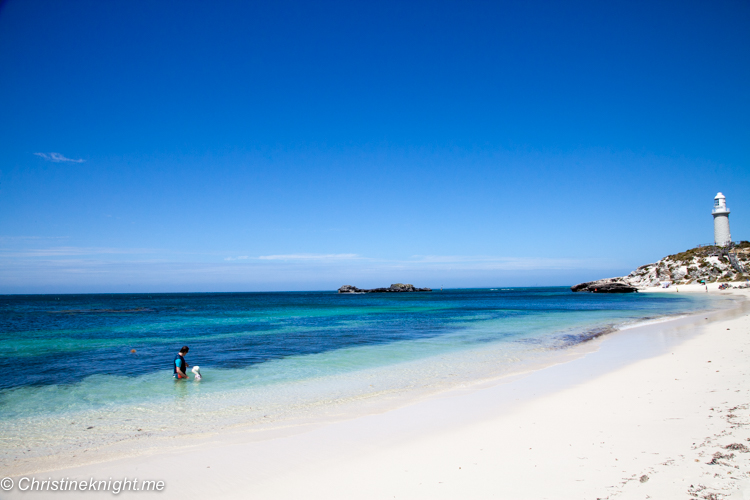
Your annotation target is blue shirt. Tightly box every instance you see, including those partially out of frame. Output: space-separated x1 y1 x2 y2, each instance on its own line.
174 354 187 376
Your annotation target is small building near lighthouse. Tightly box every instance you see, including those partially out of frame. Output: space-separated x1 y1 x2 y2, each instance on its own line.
713 192 732 246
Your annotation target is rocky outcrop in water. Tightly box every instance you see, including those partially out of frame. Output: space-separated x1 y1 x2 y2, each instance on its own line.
570 280 637 293
572 242 750 292
338 283 432 293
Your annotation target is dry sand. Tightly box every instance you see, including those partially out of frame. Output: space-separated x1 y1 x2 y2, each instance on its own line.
6 287 750 499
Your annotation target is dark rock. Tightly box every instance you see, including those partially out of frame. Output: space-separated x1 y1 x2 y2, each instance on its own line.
571 279 637 293
338 283 432 293
570 281 595 292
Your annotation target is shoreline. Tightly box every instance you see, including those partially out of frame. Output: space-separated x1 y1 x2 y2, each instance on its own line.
638 281 750 293
1 290 732 478
5 288 750 498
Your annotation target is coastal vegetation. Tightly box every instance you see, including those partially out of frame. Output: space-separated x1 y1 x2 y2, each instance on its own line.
573 242 750 292
629 242 750 285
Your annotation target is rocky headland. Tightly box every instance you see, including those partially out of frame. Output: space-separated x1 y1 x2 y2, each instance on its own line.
338 283 432 293
572 241 750 293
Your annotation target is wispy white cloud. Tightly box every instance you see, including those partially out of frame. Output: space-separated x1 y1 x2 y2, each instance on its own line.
0 245 612 271
0 246 158 257
34 152 85 163
0 246 627 293
0 236 68 243
406 255 615 270
258 253 360 261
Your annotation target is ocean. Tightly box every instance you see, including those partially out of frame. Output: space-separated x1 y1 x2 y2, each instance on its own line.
0 288 720 470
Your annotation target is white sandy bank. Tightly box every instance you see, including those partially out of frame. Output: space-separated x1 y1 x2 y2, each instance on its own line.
640 281 750 293
7 289 750 500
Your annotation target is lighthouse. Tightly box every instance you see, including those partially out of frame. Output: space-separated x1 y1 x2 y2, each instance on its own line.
713 192 732 246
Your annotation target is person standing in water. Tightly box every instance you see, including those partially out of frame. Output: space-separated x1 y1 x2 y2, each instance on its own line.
174 346 190 379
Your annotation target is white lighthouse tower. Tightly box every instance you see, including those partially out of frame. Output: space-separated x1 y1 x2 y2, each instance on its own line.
713 192 732 246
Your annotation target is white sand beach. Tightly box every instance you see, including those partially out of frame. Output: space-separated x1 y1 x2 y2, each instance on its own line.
7 287 750 500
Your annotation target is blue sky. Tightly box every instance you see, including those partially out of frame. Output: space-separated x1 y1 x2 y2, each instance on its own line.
0 0 748 293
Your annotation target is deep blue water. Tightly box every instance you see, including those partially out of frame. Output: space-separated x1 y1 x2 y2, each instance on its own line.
0 288 712 391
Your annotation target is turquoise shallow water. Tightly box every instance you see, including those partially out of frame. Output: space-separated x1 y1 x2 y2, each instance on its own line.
0 288 719 467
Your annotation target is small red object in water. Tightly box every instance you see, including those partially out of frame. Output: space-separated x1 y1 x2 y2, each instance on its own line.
130 349 136 353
